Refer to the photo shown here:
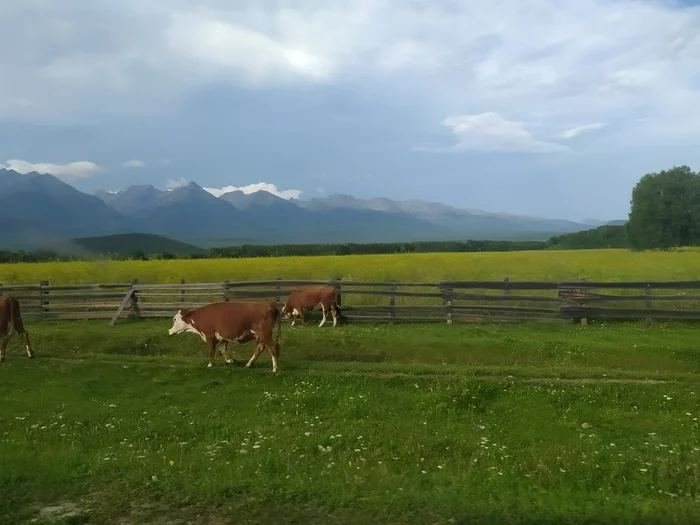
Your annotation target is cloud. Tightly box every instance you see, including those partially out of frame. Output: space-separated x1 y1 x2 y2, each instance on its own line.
122 159 145 168
165 177 188 190
3 0 696 148
432 112 566 153
561 123 606 139
166 13 333 85
0 159 101 179
203 182 302 200
2 0 700 229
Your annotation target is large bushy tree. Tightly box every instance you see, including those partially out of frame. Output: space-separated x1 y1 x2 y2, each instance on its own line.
627 165 700 249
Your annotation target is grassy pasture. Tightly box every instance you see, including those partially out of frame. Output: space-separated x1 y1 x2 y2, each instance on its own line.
2 319 700 524
3 248 700 286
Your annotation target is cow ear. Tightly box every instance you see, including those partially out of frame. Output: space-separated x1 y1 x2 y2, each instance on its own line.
180 308 191 317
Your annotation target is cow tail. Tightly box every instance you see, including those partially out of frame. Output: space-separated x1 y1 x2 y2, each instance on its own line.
275 303 282 354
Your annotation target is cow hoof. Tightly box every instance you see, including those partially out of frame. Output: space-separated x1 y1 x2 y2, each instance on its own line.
28 354 34 359
207 363 213 368
225 358 232 364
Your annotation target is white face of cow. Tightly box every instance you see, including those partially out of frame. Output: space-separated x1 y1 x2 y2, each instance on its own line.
168 310 190 335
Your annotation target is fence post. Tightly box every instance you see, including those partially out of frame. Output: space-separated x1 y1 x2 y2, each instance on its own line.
275 277 281 305
389 281 396 321
579 276 588 327
223 280 231 302
504 276 511 296
129 279 140 319
0 283 3 296
334 277 342 308
180 278 186 306
40 280 49 320
84 282 90 313
645 285 653 327
442 283 453 325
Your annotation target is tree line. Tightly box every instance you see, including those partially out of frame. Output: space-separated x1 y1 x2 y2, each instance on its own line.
626 165 700 250
0 239 553 263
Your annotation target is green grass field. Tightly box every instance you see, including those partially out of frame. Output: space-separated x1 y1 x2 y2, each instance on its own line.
2 318 700 524
3 248 700 285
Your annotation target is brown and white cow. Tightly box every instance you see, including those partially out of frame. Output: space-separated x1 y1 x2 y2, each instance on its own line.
0 295 34 362
281 285 341 327
167 300 282 371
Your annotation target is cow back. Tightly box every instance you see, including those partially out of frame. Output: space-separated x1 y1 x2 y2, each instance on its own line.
186 301 278 339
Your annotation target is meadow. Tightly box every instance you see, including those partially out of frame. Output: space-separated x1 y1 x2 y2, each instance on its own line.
2 318 700 524
2 248 700 523
2 247 700 285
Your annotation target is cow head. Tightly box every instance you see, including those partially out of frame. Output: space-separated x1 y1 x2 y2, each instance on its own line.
168 309 191 335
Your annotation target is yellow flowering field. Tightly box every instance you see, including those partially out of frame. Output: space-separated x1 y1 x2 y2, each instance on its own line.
2 248 700 285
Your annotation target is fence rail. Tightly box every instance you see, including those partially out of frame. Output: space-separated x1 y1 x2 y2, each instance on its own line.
1 278 700 326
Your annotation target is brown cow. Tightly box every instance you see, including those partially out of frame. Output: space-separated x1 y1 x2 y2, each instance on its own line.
0 295 34 362
167 300 282 371
281 285 341 327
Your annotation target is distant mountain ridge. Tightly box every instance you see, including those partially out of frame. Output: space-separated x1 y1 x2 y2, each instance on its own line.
47 233 204 258
295 193 589 234
0 168 615 249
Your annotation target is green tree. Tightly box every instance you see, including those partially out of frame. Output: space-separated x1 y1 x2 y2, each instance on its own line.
130 250 148 261
627 165 700 250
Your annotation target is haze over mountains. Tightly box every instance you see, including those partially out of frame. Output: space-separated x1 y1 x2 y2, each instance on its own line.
0 169 620 249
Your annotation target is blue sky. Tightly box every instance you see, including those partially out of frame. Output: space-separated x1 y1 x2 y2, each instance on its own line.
1 0 700 222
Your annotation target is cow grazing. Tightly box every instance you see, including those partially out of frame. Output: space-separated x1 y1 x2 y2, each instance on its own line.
0 296 34 362
167 301 282 371
281 285 341 327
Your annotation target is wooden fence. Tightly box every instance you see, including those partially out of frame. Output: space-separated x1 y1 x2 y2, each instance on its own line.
3 278 700 326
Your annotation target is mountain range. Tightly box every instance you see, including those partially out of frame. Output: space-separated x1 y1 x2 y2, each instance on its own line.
0 169 620 249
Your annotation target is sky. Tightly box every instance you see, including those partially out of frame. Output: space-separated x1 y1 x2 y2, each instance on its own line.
1 0 700 222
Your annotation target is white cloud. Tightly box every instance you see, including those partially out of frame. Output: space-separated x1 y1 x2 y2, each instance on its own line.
0 159 101 179
560 123 606 139
203 182 302 200
165 177 188 190
0 0 700 147
166 13 333 85
435 112 566 153
122 159 145 168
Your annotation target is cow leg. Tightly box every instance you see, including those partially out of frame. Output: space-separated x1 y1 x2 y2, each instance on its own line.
207 337 217 368
19 329 33 359
319 303 327 327
227 332 256 365
258 330 279 373
12 315 33 359
245 342 265 369
218 341 233 365
0 335 9 362
331 303 338 327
